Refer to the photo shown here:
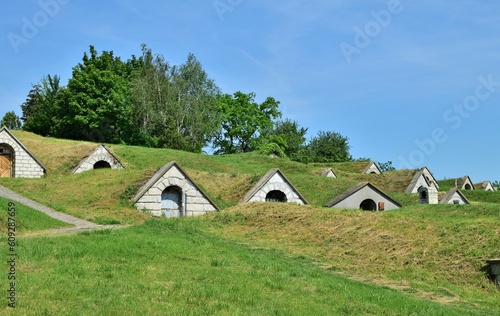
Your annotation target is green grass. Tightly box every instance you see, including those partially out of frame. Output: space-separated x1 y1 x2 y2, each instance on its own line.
1 219 492 315
200 203 500 314
1 130 499 314
0 196 70 234
438 179 458 191
463 190 500 204
1 131 417 224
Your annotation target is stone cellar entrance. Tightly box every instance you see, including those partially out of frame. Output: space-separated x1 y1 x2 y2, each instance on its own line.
93 160 112 169
265 190 287 202
360 199 377 211
161 186 183 218
0 144 14 178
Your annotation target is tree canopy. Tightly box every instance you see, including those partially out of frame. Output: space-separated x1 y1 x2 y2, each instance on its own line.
307 130 352 163
129 45 221 151
0 111 22 130
212 91 281 155
15 44 355 163
55 46 135 143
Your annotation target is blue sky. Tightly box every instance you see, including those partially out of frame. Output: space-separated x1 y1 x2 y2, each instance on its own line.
1 0 500 182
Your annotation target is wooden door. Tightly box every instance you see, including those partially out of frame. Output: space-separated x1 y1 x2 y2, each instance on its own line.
0 154 12 178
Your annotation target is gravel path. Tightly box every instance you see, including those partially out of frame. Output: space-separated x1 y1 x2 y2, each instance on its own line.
0 184 129 235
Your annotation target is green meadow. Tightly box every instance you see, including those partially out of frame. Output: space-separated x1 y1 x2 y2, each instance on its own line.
1 219 496 315
0 131 498 314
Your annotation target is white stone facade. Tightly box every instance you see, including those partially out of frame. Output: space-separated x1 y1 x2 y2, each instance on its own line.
73 145 123 174
133 162 218 217
327 184 400 211
417 186 439 205
482 181 494 191
422 167 439 189
460 176 475 190
321 168 337 178
364 162 381 174
246 172 306 205
240 169 308 205
441 191 468 205
0 127 45 178
408 173 430 193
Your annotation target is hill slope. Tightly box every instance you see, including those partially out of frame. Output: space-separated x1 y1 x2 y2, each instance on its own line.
0 131 499 313
1 131 419 223
200 203 500 313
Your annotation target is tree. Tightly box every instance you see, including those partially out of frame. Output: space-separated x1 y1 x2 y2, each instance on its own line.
129 45 221 151
21 75 61 136
492 180 500 191
55 46 136 143
213 91 281 154
378 161 396 172
307 130 351 163
256 134 288 158
0 111 22 130
129 45 175 147
271 119 308 159
20 83 42 125
166 53 221 151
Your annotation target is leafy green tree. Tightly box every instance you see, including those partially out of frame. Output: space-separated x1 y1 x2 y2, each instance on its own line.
129 45 173 147
55 46 136 143
271 119 308 159
129 45 220 151
20 83 42 125
307 130 351 163
0 111 22 130
213 91 281 154
378 161 396 172
256 134 288 158
167 53 221 151
21 75 61 136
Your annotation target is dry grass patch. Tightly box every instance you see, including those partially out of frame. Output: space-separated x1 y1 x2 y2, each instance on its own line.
12 130 97 175
187 170 260 208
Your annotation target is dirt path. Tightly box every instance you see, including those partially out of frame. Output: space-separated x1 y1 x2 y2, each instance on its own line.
0 185 129 235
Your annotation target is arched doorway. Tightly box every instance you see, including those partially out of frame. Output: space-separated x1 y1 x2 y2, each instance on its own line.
94 160 111 169
265 190 287 202
161 186 183 218
0 144 14 178
464 183 472 190
360 199 377 211
418 186 429 204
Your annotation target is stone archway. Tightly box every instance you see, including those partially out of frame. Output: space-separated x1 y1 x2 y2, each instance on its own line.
265 190 287 202
360 199 377 211
0 144 14 178
161 186 183 218
93 160 111 169
418 186 429 204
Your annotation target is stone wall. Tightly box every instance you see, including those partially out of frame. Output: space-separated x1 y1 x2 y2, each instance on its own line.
418 186 438 204
0 132 44 178
364 163 381 174
330 186 400 211
134 165 217 217
247 173 306 205
442 191 468 205
73 145 123 174
409 174 429 193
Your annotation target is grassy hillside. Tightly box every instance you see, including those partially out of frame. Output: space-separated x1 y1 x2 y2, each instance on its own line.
1 131 499 313
200 203 500 313
1 131 418 223
2 219 495 315
0 196 70 234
